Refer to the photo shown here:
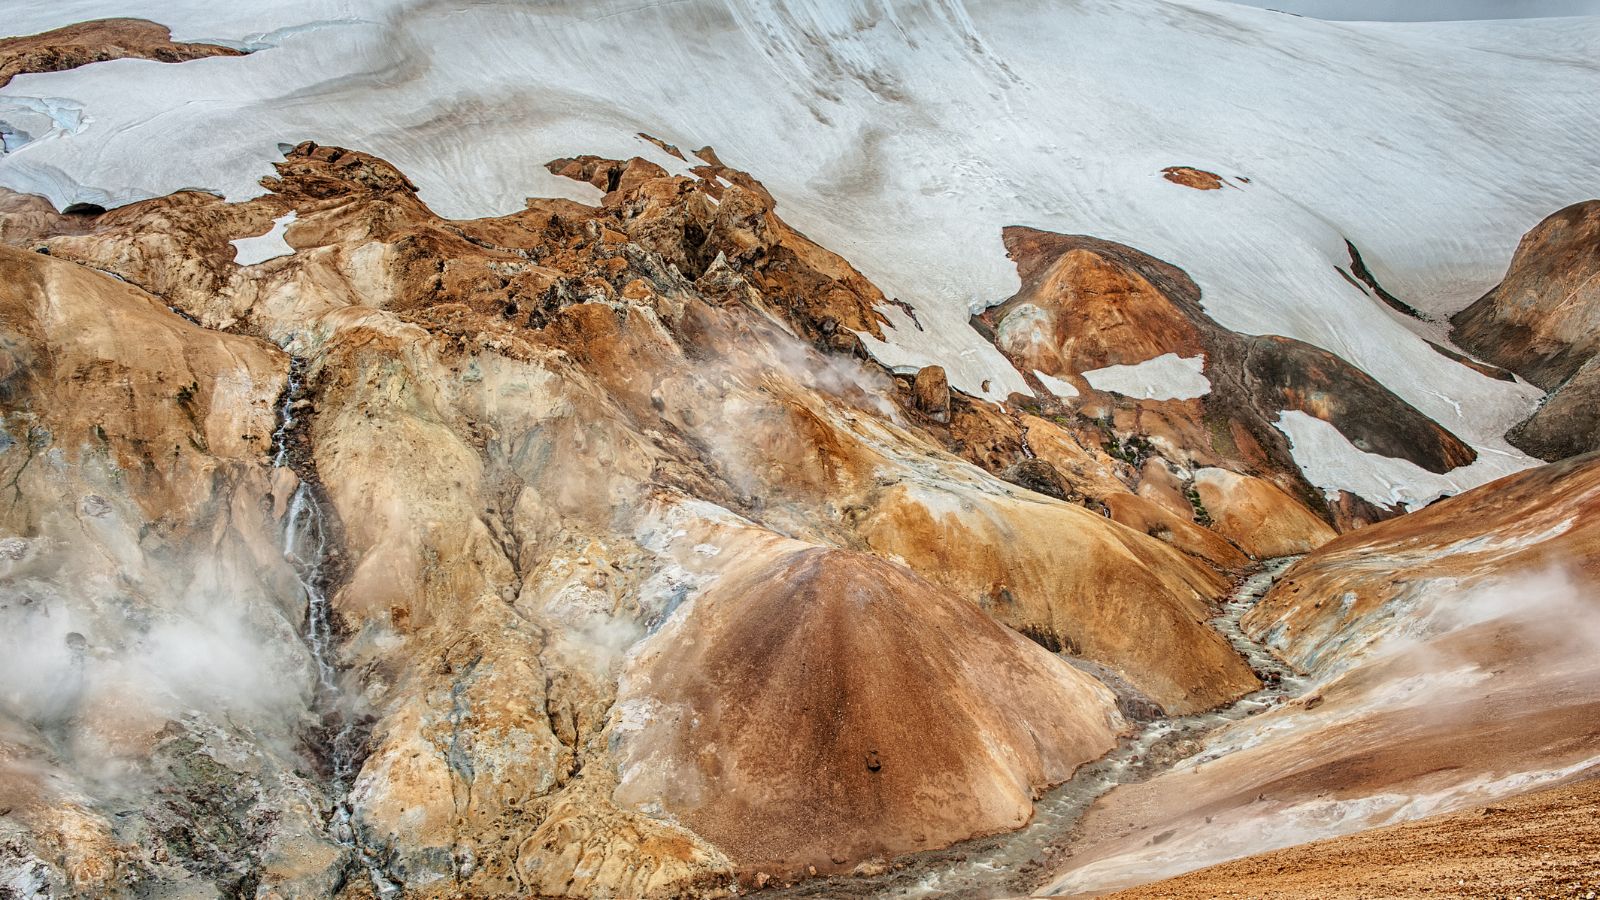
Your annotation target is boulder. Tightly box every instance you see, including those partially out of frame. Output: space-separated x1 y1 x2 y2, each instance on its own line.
911 364 952 422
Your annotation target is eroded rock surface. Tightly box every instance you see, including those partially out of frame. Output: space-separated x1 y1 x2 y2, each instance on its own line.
982 228 1477 498
1454 200 1600 459
0 246 343 898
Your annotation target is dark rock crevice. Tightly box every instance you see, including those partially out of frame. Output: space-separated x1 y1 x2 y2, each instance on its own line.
1343 240 1429 321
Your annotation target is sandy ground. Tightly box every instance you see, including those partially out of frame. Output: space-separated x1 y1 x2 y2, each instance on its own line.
1092 775 1600 899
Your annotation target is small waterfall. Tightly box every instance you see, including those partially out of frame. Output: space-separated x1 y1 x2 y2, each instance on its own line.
274 359 353 784
281 481 357 786
272 362 400 897
270 359 305 469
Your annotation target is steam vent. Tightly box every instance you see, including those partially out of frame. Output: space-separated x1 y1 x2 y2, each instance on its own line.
2 2 1598 898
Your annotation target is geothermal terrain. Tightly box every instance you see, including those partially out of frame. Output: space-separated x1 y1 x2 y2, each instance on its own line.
1 1 1599 898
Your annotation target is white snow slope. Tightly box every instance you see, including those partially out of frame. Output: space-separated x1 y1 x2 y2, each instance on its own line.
2 0 1596 505
1083 353 1211 402
1222 0 1600 22
230 210 297 265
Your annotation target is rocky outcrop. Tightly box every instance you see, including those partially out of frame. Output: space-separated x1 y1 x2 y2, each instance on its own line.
0 18 243 89
0 141 1270 895
910 364 951 422
548 148 890 351
1508 355 1600 460
1161 167 1225 191
1453 200 1600 459
981 228 1477 497
1453 200 1600 391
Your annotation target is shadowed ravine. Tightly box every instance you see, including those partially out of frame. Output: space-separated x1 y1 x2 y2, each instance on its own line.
765 557 1306 899
271 362 390 894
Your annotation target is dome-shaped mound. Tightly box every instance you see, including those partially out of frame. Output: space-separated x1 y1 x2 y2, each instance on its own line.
612 541 1123 878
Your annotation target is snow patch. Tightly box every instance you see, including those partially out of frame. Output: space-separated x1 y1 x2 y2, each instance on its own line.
1082 353 1210 401
1219 0 1600 22
1033 369 1080 399
1274 410 1536 509
231 211 297 266
0 96 86 155
857 301 1029 402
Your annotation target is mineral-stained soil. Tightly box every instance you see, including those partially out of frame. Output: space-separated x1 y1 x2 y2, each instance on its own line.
613 536 1121 880
1044 451 1600 897
1095 775 1600 900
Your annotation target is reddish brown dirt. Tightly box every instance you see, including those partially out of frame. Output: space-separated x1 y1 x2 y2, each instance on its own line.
617 542 1121 881
1096 776 1600 900
0 18 243 88
1161 167 1226 191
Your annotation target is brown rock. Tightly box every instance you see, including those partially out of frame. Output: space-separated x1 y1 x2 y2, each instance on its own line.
1162 167 1226 190
1453 200 1600 460
1000 457 1070 501
0 18 244 89
1508 355 1600 459
978 226 1475 510
911 364 951 422
1453 199 1600 391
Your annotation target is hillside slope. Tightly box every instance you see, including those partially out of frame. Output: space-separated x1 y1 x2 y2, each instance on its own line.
1046 451 1600 895
1096 775 1600 900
